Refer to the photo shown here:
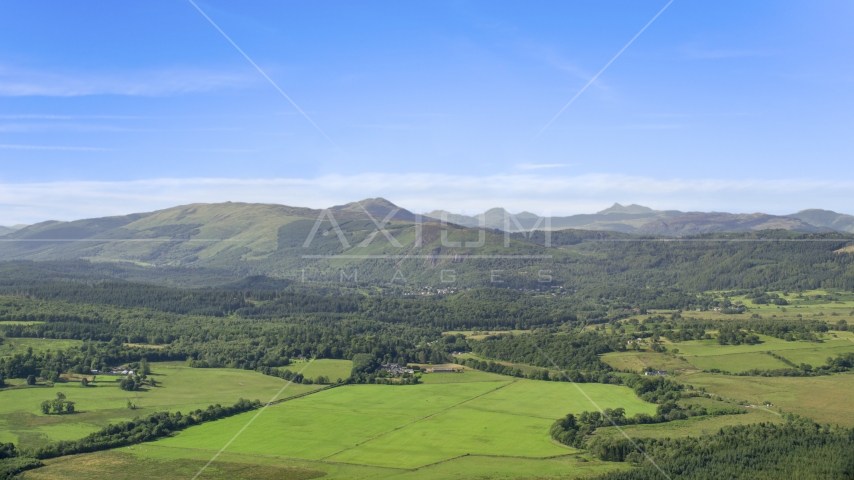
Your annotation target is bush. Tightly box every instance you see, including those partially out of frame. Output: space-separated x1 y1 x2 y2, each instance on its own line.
119 375 142 391
0 444 16 460
0 457 43 479
40 392 75 415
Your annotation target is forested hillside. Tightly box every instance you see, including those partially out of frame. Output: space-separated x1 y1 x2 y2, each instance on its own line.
2 201 853 290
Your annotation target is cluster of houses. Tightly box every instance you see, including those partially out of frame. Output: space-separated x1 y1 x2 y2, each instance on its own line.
379 363 415 375
644 370 668 376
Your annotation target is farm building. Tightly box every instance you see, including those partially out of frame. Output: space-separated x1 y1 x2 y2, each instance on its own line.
380 363 414 375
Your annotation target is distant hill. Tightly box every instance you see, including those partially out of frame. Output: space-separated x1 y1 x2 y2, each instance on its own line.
0 199 558 285
596 203 658 215
425 204 681 233
636 213 828 236
0 224 26 237
426 204 851 235
789 209 854 234
2 199 853 288
331 197 417 222
0 201 374 266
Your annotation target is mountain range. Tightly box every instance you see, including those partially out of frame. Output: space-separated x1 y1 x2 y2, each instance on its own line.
425 204 854 235
1 198 852 288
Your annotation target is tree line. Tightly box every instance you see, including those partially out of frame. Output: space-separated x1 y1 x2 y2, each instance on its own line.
589 415 854 479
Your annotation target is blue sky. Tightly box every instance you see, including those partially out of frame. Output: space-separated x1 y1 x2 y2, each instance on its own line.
1 1 853 223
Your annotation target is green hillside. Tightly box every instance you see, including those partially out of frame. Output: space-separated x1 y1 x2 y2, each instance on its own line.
2 200 854 289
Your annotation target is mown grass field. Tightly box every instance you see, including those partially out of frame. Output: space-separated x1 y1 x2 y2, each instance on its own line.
442 329 530 340
619 328 854 374
601 351 696 373
774 343 854 365
0 362 321 449
684 371 854 426
147 376 655 471
417 368 509 384
685 352 791 373
663 334 811 357
292 359 352 382
605 334 854 375
25 446 627 480
453 352 550 376
0 337 82 357
594 406 779 440
615 289 854 328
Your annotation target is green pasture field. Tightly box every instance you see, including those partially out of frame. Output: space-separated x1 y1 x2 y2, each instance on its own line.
614 289 854 327
660 331 854 371
600 351 696 373
458 380 656 419
684 371 854 426
148 378 656 471
829 330 854 341
418 368 509 384
663 334 813 356
327 405 570 468
453 352 548 375
442 329 530 340
26 446 628 480
729 289 854 312
0 362 321 449
294 359 353 381
0 337 82 357
774 344 854 366
685 352 791 373
151 382 511 460
594 406 779 440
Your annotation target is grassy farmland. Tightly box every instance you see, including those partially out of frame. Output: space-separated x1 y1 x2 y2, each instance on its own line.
601 350 696 373
293 359 353 382
605 329 854 375
25 447 628 480
5 283 854 479
594 405 780 440
140 376 655 473
0 337 82 357
683 372 854 426
0 362 322 449
684 352 791 373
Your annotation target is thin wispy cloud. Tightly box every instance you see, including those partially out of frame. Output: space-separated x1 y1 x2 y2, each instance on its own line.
0 64 256 97
0 144 109 151
355 124 414 130
0 123 159 133
2 173 853 225
516 163 571 170
621 123 683 130
0 114 153 120
177 148 258 153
